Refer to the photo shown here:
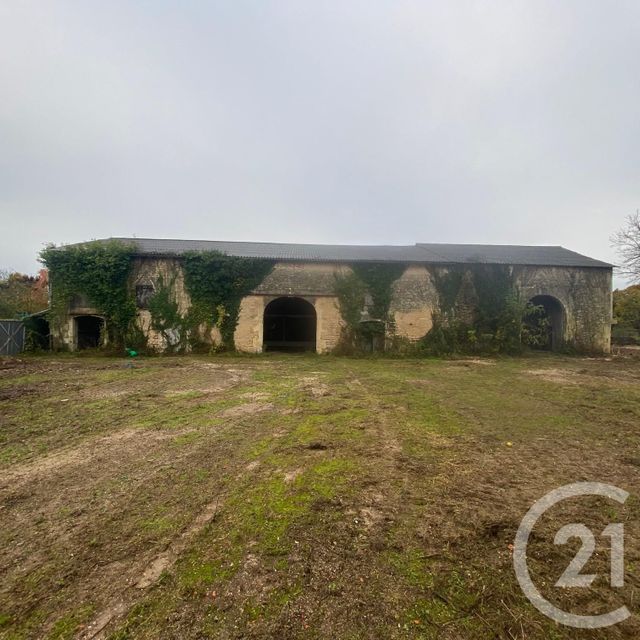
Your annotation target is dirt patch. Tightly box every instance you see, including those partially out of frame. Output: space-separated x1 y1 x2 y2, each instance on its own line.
0 357 29 372
304 442 329 451
2 354 640 640
0 385 38 401
219 402 274 418
239 391 271 401
299 376 330 398
80 496 225 640
136 497 224 589
283 467 303 483
524 368 580 385
0 428 149 487
451 358 496 366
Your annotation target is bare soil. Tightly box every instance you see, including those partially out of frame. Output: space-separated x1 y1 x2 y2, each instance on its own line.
1 353 640 639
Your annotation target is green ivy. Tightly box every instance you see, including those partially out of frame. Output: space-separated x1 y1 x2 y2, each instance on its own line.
422 264 530 355
333 272 366 329
351 263 407 320
431 267 465 316
182 251 275 350
334 263 406 352
39 241 137 347
147 274 191 352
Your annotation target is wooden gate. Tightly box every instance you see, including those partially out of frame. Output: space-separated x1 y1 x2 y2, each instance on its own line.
0 320 25 355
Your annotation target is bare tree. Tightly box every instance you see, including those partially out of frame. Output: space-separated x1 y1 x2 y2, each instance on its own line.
612 211 640 283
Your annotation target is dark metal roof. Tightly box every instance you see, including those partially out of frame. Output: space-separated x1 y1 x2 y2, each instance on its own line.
414 243 613 267
80 237 612 268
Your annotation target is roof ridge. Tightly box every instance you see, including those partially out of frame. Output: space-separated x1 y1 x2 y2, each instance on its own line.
416 242 563 248
114 236 569 249
112 236 416 249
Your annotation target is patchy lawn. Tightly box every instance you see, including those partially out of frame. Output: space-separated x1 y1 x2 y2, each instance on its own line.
1 353 640 640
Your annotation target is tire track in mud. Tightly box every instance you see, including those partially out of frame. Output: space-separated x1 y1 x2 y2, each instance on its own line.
0 365 251 492
0 361 277 640
78 495 226 640
0 428 171 489
73 403 275 639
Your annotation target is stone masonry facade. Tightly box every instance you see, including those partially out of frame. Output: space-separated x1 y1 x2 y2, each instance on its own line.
57 255 613 354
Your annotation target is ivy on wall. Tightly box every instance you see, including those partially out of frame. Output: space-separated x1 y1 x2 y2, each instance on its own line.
40 241 138 347
147 274 191 352
41 241 555 356
421 264 539 355
521 304 551 348
333 261 539 356
181 251 275 350
40 243 275 352
351 263 407 320
431 267 464 317
333 272 366 329
334 263 406 352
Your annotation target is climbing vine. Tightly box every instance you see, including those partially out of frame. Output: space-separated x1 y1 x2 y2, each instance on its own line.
521 303 551 348
351 263 407 320
420 264 534 355
334 272 366 329
334 263 406 352
40 241 138 347
431 267 465 317
41 244 275 352
40 242 560 356
181 251 275 350
147 274 191 352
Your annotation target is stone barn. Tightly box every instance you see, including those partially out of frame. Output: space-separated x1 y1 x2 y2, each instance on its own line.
48 238 613 354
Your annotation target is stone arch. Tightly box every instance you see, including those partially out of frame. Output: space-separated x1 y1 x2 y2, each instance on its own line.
263 297 317 352
75 315 105 350
526 295 565 351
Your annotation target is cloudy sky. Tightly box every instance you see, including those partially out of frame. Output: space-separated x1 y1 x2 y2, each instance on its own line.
1 1 638 284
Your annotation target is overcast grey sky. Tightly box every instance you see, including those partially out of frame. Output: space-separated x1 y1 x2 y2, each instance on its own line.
1 1 638 285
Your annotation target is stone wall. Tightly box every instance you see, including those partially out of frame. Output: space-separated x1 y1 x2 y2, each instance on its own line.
52 295 103 350
250 262 349 352
514 265 612 353
386 263 612 352
254 262 349 296
390 265 437 340
235 295 265 352
314 296 344 353
132 257 192 351
54 256 613 354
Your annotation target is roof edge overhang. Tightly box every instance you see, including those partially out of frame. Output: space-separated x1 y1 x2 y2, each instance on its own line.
56 237 615 269
130 253 614 269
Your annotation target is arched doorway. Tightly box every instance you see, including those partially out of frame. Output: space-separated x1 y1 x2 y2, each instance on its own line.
263 297 317 352
75 315 104 350
525 295 565 351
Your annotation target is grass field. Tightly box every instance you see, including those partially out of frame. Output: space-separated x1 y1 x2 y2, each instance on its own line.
1 353 640 639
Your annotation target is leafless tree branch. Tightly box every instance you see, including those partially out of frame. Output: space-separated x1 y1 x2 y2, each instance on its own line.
611 211 640 283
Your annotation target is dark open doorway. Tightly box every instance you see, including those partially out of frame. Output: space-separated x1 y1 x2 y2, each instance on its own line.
263 297 317 352
76 315 104 350
526 295 565 351
23 314 50 351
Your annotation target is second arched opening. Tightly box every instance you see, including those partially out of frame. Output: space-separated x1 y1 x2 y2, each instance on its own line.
263 297 317 352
